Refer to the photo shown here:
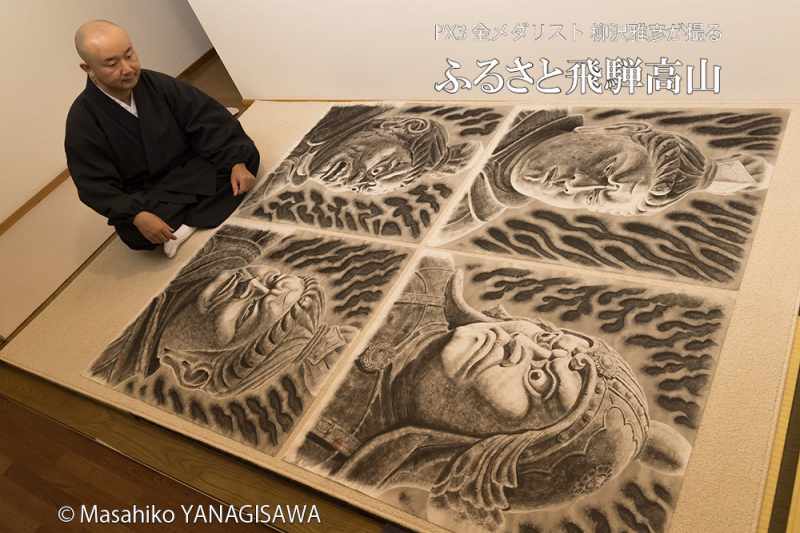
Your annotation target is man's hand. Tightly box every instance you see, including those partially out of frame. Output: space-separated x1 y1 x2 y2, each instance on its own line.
133 211 176 244
230 162 256 196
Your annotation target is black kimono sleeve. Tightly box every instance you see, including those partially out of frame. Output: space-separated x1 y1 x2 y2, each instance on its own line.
65 103 145 225
151 71 258 173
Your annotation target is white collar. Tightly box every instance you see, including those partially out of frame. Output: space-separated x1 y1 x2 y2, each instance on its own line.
94 80 138 117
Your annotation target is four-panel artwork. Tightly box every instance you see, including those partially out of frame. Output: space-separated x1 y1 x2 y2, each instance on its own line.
87 104 788 532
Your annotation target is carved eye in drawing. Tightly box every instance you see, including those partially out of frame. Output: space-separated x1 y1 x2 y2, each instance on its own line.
370 158 398 177
263 272 282 287
602 160 617 177
215 272 240 299
236 299 259 330
370 164 388 176
232 276 252 298
527 366 553 397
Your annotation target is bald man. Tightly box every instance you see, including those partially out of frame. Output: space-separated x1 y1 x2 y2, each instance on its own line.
65 20 260 257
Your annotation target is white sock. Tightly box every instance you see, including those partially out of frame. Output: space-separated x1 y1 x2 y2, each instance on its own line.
163 225 196 259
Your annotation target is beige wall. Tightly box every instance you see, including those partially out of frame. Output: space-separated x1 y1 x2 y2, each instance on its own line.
0 0 211 338
0 0 211 222
188 0 799 102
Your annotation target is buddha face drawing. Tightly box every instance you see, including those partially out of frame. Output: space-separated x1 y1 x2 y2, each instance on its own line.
509 129 656 215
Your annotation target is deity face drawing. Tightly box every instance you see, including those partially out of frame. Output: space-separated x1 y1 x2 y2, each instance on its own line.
408 319 591 436
509 129 656 215
304 259 693 530
194 266 307 349
301 115 469 195
155 264 324 395
313 128 416 194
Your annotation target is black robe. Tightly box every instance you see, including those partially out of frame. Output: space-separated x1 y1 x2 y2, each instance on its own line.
65 69 260 249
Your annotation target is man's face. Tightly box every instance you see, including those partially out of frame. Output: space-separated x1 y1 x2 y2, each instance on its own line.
409 319 590 436
311 129 414 194
509 131 654 215
81 27 141 93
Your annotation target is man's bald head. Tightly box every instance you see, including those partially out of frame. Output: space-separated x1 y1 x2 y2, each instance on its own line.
75 20 141 97
75 20 126 62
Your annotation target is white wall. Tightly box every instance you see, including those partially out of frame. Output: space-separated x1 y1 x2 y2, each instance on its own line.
0 0 212 222
188 0 800 103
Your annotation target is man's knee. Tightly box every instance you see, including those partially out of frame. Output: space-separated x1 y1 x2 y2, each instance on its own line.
245 147 261 176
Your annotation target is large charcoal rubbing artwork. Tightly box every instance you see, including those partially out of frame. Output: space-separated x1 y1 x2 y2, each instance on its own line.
78 105 784 532
238 104 509 241
87 225 409 454
289 252 731 532
435 107 788 288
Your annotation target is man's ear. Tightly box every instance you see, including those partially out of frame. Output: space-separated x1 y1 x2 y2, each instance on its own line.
79 62 91 75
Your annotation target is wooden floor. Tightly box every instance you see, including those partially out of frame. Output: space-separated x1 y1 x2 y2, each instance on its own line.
0 394 266 533
0 362 390 533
